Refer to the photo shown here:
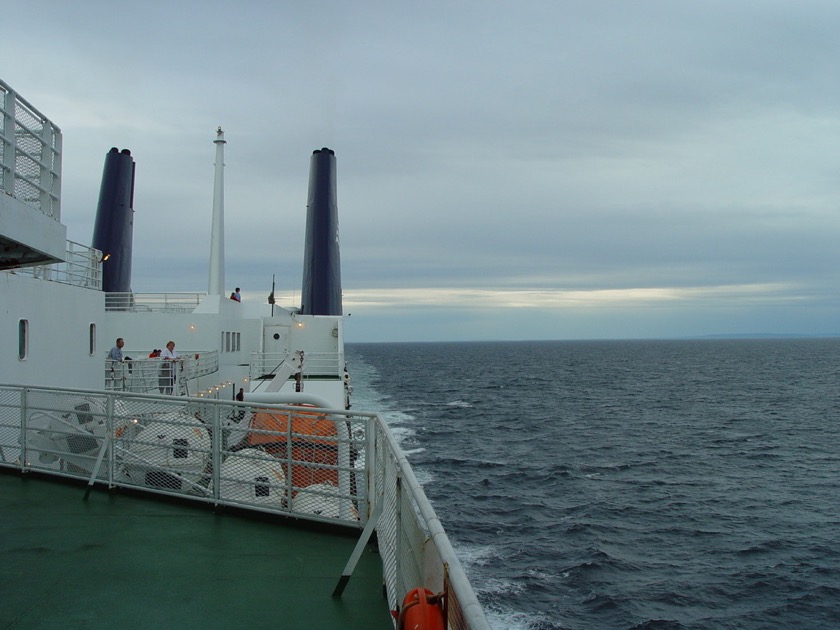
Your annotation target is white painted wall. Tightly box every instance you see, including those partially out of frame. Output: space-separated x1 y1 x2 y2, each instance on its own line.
0 194 67 264
0 272 104 388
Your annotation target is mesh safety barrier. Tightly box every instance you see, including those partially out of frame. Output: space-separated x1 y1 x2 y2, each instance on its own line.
0 78 61 217
0 384 491 629
0 385 365 525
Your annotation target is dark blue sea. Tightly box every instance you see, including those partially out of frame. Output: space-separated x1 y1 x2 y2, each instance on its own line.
347 339 840 629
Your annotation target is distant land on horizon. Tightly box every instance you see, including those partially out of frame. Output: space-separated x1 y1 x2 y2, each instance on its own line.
691 333 840 340
349 333 840 344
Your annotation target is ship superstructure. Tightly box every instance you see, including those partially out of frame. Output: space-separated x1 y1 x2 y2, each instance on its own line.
0 77 490 629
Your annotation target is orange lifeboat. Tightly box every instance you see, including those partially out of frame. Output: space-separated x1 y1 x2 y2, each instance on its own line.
393 588 445 630
247 405 338 490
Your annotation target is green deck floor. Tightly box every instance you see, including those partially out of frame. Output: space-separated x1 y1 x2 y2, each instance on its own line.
0 471 393 629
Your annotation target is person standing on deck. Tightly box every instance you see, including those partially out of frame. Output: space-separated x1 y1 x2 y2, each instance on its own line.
159 341 180 394
108 338 124 362
108 337 126 389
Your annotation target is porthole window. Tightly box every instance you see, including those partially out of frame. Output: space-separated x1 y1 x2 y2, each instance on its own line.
18 319 29 360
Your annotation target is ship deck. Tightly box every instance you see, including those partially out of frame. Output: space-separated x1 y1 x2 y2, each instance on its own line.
0 471 392 629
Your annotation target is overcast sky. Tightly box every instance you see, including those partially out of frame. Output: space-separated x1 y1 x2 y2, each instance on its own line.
5 1 840 342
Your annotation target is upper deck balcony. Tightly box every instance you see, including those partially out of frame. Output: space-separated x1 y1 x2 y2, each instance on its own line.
0 78 66 270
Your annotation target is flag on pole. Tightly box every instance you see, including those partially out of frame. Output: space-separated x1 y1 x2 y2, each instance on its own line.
268 274 276 306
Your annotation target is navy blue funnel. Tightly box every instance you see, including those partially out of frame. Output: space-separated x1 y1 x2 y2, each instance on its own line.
300 148 342 315
92 148 135 293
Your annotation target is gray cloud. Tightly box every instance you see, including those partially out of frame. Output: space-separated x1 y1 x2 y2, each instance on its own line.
5 1 840 340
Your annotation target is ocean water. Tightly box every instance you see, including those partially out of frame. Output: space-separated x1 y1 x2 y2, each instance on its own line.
347 339 840 629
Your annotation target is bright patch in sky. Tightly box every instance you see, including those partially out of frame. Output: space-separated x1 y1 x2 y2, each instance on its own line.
4 1 840 341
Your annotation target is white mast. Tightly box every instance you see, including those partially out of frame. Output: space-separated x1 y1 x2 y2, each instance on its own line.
208 126 226 295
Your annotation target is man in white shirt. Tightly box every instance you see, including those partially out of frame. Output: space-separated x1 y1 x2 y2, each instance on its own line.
158 341 180 394
108 338 124 362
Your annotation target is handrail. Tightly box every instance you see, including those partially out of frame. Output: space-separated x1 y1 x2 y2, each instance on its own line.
0 78 62 218
371 414 491 630
105 351 220 393
105 292 205 313
250 351 342 383
8 240 102 290
0 383 491 629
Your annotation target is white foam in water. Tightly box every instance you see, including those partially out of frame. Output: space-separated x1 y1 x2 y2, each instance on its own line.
350 349 527 623
388 424 418 447
452 541 497 568
485 609 545 630
411 466 433 485
478 577 545 630
443 543 537 628
381 408 414 423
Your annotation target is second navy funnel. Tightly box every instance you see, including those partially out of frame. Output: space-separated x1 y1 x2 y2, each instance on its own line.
300 148 342 316
92 147 135 293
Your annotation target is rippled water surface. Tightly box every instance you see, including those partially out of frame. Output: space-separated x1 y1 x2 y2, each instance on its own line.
348 339 840 629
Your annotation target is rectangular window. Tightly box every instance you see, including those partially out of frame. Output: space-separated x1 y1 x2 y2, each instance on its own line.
220 332 225 353
173 438 189 459
255 476 270 497
89 323 96 356
18 319 28 360
235 332 241 352
226 331 231 353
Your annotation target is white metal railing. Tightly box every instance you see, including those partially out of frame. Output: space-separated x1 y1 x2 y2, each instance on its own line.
9 240 102 289
0 78 62 218
368 414 491 630
105 292 205 312
0 385 367 525
250 351 342 382
105 351 220 393
0 383 491 629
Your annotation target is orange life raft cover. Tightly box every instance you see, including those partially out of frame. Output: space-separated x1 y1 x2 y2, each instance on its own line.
247 406 339 490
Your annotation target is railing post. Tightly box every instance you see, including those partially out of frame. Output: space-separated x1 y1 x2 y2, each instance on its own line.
360 415 373 525
106 394 115 487
212 401 221 505
40 121 54 217
19 387 28 471
337 414 351 521
1 85 15 195
285 409 294 509
395 472 403 601
50 121 62 219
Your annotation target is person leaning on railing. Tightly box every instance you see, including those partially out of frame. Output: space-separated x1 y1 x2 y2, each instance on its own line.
108 338 125 362
158 341 180 394
107 337 133 388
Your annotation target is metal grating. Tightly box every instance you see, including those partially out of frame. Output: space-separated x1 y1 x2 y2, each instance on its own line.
0 383 491 629
0 78 61 217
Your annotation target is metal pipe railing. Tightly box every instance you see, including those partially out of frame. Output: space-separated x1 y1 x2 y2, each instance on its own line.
0 383 490 629
0 78 61 218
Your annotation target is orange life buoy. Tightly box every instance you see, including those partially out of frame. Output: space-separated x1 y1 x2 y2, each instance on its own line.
394 587 445 630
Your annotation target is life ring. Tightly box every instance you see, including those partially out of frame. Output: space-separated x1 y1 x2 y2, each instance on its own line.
394 587 445 630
